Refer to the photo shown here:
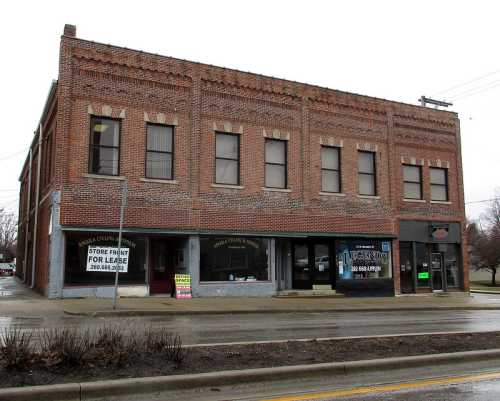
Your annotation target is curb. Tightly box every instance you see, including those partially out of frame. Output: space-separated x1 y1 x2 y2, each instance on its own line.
63 305 500 317
471 289 500 295
2 348 500 401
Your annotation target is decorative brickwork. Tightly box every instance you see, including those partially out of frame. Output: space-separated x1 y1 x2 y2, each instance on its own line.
17 26 468 294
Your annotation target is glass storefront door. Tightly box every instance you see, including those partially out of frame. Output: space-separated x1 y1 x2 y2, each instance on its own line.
292 241 333 289
431 252 444 291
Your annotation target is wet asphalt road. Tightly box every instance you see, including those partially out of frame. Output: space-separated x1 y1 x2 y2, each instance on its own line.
3 276 500 345
332 379 500 401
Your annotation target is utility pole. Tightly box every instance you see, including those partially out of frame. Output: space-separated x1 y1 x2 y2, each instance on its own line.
112 180 128 310
418 96 453 108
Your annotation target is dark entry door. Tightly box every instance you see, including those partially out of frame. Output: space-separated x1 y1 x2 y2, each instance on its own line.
431 252 444 291
399 242 415 294
292 242 310 289
292 241 332 289
149 239 175 295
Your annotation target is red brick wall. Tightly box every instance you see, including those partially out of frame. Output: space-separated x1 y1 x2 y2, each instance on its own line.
20 28 468 291
54 36 464 238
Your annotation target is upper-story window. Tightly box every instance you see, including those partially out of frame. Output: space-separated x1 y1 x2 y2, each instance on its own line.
215 132 240 185
146 124 174 180
265 139 287 189
358 151 376 196
430 167 448 201
321 146 341 193
403 165 422 199
89 117 120 176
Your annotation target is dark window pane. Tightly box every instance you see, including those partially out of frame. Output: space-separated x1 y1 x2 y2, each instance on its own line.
91 118 119 147
200 237 269 281
147 125 172 152
359 174 375 195
403 165 420 182
216 159 238 185
64 234 146 285
265 140 286 164
322 170 340 193
358 152 374 174
431 184 447 201
146 152 172 179
265 164 286 188
321 147 339 170
404 182 422 199
216 133 238 159
444 244 459 287
90 146 118 175
430 168 446 185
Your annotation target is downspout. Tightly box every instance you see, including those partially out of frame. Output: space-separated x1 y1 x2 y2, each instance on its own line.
22 148 33 283
31 124 43 289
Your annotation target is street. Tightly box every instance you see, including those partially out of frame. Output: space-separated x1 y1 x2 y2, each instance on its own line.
3 276 500 345
153 358 500 401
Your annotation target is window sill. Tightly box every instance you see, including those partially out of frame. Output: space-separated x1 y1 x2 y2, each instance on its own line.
262 187 291 193
430 200 451 205
83 173 125 181
140 177 178 185
211 183 244 189
357 195 380 200
403 198 426 203
199 281 272 285
319 192 346 197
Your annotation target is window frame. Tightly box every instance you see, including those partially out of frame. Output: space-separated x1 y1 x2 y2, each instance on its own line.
321 145 341 193
214 132 240 186
402 164 423 200
265 138 288 189
430 167 449 201
88 116 121 176
145 123 175 180
357 150 377 196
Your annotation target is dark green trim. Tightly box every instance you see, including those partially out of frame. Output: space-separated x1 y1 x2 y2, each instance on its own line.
61 226 396 239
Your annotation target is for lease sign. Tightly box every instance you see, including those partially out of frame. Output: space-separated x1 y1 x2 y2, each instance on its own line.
86 246 129 273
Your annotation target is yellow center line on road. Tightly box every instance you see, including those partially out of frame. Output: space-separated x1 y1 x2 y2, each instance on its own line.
259 370 500 401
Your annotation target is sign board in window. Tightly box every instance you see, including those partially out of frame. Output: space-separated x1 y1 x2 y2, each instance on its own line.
418 272 430 279
86 246 129 273
174 274 192 299
337 240 392 280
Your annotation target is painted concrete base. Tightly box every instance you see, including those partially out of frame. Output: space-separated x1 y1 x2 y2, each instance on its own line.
193 282 276 297
62 285 148 298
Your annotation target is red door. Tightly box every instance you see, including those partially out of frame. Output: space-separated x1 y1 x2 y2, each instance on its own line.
149 239 175 295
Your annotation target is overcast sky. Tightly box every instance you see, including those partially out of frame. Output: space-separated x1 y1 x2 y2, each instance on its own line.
1 0 499 221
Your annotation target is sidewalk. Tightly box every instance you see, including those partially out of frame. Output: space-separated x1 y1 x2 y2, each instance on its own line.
61 292 500 317
3 277 500 318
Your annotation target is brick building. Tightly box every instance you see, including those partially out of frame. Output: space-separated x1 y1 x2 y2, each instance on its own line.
16 25 468 298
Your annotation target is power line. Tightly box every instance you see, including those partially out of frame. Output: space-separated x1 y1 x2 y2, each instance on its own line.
452 81 500 102
432 68 500 97
0 148 28 162
465 197 500 205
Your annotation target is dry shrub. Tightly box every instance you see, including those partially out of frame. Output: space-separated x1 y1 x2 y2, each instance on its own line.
145 326 186 364
0 327 33 370
38 328 91 367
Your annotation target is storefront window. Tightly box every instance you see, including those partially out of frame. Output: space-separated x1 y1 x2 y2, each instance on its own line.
64 234 146 285
337 239 392 280
200 237 270 282
416 243 430 287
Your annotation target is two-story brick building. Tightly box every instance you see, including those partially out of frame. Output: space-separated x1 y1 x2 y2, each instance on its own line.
16 25 468 298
